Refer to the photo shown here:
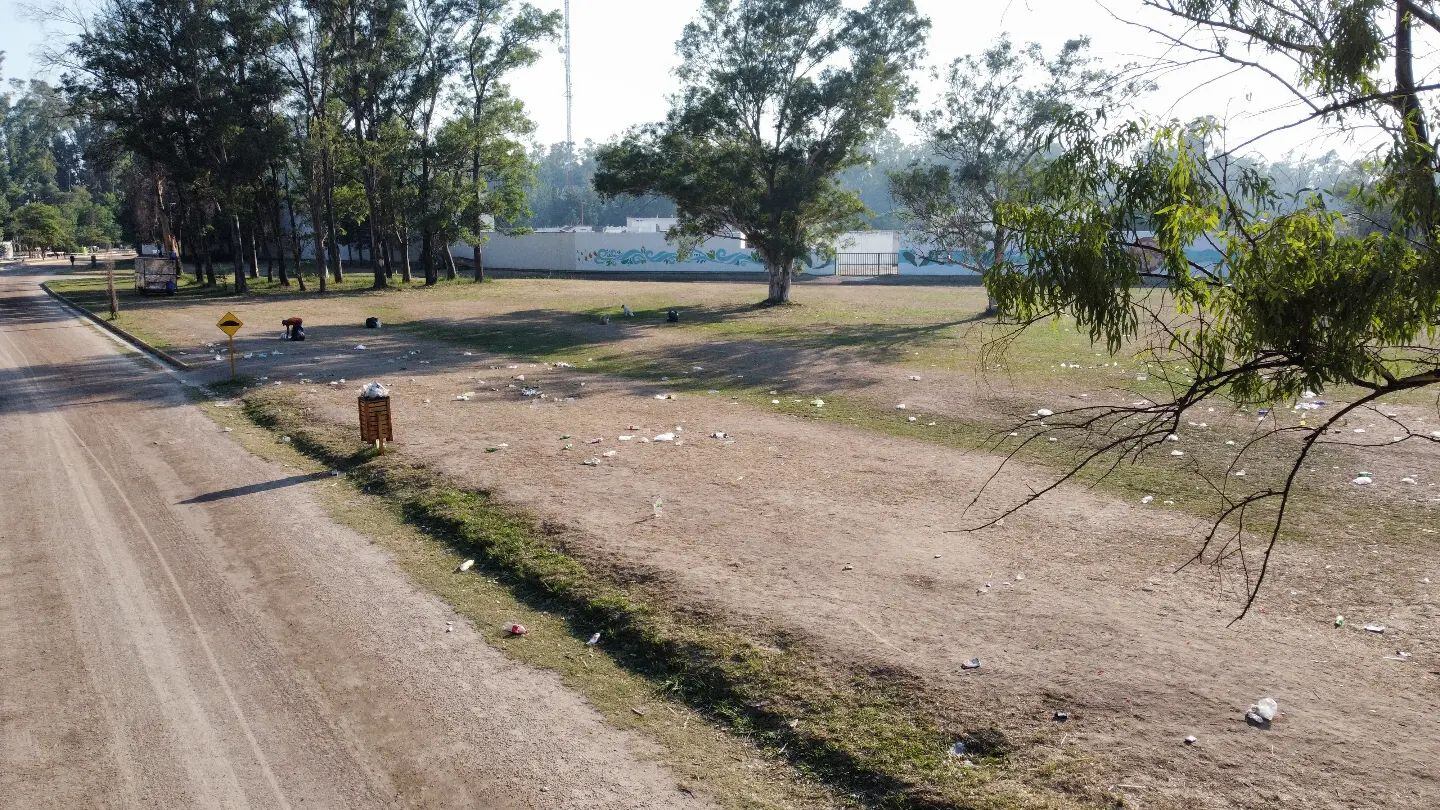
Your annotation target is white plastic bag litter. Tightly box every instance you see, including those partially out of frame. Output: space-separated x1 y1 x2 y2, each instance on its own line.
360 382 390 399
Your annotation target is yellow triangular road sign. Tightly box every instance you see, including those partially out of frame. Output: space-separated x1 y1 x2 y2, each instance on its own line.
217 311 243 337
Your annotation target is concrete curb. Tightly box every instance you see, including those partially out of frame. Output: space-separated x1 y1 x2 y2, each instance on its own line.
42 282 195 371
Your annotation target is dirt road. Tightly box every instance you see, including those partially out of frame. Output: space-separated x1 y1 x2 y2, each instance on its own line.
0 270 707 809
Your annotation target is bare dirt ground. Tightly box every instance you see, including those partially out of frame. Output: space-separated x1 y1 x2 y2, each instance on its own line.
0 270 710 809
47 269 1440 808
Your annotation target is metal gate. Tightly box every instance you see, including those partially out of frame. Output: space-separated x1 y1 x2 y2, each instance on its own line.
835 252 899 276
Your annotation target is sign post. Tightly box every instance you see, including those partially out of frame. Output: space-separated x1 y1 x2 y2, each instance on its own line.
216 311 244 380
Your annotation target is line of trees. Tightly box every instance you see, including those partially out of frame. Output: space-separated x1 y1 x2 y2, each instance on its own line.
56 0 558 291
0 65 126 255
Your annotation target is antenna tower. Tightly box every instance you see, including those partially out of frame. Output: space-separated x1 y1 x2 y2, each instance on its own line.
564 0 574 154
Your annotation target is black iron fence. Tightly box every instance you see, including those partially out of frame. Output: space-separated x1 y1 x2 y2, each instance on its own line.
835 252 899 276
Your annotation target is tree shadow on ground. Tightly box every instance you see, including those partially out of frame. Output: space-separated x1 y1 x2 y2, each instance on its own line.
0 352 188 416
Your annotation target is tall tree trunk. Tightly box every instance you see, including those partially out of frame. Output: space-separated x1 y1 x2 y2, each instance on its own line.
271 166 289 286
471 112 486 283
985 224 1005 316
312 209 328 294
444 242 457 280
231 215 248 293
323 152 343 283
765 261 792 305
421 228 436 285
400 228 413 282
262 225 274 282
247 224 260 280
189 229 202 285
284 184 305 291
203 235 216 287
380 236 393 279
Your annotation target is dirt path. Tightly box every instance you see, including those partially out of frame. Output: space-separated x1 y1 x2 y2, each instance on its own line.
0 272 708 809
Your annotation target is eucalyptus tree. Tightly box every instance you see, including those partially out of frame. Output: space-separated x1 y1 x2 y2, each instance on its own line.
972 0 1440 616
275 0 343 290
889 36 1144 311
403 0 463 285
66 0 286 288
455 0 556 281
594 0 929 304
328 0 418 288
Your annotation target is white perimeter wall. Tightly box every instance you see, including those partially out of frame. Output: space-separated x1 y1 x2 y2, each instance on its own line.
471 231 762 273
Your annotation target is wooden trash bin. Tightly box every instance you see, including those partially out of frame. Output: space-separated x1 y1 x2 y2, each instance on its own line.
358 395 394 452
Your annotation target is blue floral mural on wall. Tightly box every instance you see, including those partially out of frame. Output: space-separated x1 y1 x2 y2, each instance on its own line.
580 247 764 267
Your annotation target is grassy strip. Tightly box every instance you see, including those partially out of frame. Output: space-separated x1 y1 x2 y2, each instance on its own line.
240 386 1060 810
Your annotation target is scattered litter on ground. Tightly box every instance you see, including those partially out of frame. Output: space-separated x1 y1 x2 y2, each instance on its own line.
602 450 618 458
810 399 825 407
456 559 475 572
582 457 600 466
506 623 528 636
586 632 601 646
1335 615 1345 627
842 563 854 571
1184 735 1197 745
655 393 675 400
896 403 908 410
1052 711 1069 722
354 344 367 350
485 443 509 452
653 432 676 442
709 431 728 439
1363 623 1386 634
1353 475 1374 485
520 387 541 397
1402 476 1417 484
961 657 982 670
908 375 922 381
1170 450 1185 457
1246 697 1278 727
445 621 454 633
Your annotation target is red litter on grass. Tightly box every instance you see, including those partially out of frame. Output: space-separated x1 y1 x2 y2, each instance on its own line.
507 623 529 636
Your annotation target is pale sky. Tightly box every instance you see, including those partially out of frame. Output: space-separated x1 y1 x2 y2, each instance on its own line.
0 0 1370 160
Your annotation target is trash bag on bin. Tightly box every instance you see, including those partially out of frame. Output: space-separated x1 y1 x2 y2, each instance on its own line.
360 381 390 399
